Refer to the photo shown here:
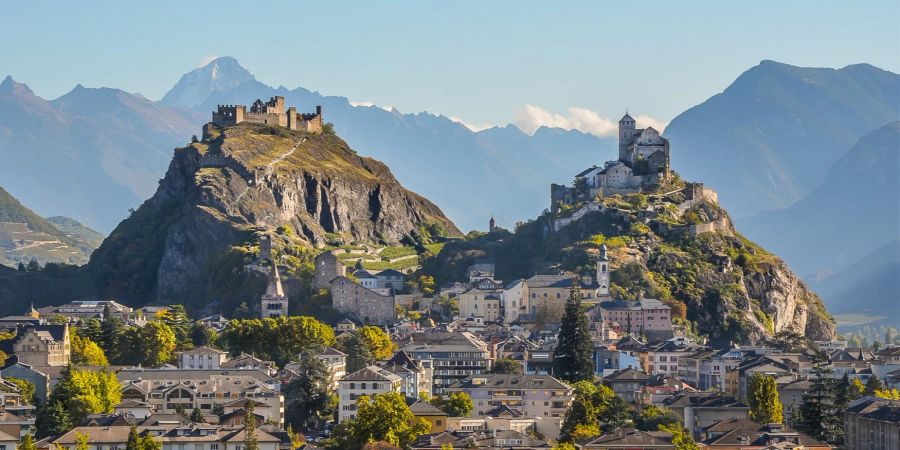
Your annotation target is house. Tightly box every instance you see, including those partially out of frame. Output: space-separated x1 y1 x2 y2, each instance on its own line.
525 273 601 311
501 279 529 323
10 324 70 368
638 374 697 405
700 419 832 450
458 288 502 322
398 332 491 395
445 405 537 435
50 425 280 450
678 348 743 392
594 344 642 377
598 299 673 342
220 353 277 375
0 405 34 439
445 374 572 440
844 397 900 450
382 350 432 399
642 339 704 376
316 347 347 389
352 269 378 290
117 368 283 425
0 362 51 404
0 430 16 450
664 392 749 438
375 269 406 290
602 368 650 403
777 380 812 425
411 429 550 449
177 347 228 370
337 366 402 422
409 401 448 433
579 428 675 449
329 276 396 325
36 300 133 322
114 400 154 419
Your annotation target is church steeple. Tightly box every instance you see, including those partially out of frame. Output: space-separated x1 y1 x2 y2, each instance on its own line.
489 216 496 232
260 248 288 318
597 243 610 298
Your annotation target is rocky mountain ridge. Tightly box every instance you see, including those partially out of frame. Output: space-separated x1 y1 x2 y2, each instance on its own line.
87 122 459 307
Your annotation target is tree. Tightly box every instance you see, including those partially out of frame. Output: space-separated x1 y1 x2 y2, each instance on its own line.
491 358 524 374
864 375 884 396
553 285 595 382
190 323 217 348
440 392 473 418
327 392 430 450
284 351 333 429
133 321 177 367
635 405 680 431
126 425 141 450
243 402 259 450
875 388 900 400
6 377 36 405
190 408 205 423
41 364 121 428
600 395 632 432
796 353 840 444
356 326 396 360
35 400 71 438
100 316 125 363
18 434 37 450
559 381 601 442
849 377 866 400
71 331 109 366
162 305 193 349
747 373 783 424
139 435 161 450
75 432 90 450
341 332 374 373
659 424 699 450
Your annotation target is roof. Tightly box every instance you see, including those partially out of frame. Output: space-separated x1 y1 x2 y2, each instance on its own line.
409 400 447 416
526 273 597 290
415 429 549 449
446 374 570 391
664 392 748 409
846 396 900 422
0 430 17 442
575 165 601 177
604 368 650 382
600 298 670 311
341 365 402 383
701 418 827 447
581 428 673 448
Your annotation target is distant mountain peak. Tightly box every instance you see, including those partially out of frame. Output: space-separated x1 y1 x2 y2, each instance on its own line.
161 56 255 108
0 75 35 96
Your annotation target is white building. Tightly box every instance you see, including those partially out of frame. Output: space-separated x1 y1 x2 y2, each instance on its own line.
177 347 228 370
337 366 403 422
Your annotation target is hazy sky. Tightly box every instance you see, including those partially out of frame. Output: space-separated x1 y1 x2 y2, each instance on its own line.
2 1 897 132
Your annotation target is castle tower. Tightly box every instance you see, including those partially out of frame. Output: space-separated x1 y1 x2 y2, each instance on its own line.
489 216 496 232
596 243 610 298
618 113 636 163
261 257 288 318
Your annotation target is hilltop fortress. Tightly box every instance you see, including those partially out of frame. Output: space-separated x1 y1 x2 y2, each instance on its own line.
212 96 324 133
552 112 673 210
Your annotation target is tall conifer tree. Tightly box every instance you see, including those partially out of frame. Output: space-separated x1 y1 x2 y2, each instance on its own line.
553 284 595 382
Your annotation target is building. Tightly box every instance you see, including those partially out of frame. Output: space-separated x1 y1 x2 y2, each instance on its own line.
0 362 51 404
594 345 642 377
177 346 228 369
602 368 650 403
382 350 432 399
525 273 600 315
409 401 448 433
501 279 529 323
50 425 281 450
329 276 396 325
313 252 345 290
446 373 572 423
398 332 491 395
678 348 743 392
10 324 70 368
260 259 288 318
700 419 832 450
579 428 675 449
844 397 900 450
458 288 502 322
337 366 402 422
316 347 347 389
411 430 550 449
618 113 670 174
212 96 323 133
36 300 133 322
375 269 406 290
663 392 750 438
117 368 284 425
598 298 673 342
642 339 705 376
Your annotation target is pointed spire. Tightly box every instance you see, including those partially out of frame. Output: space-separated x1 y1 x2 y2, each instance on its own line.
265 257 285 298
600 243 609 261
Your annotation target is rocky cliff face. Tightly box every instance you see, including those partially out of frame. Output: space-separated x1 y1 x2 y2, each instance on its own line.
88 123 459 306
425 183 835 345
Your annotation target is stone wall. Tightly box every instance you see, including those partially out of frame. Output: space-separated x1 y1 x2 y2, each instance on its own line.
330 276 395 325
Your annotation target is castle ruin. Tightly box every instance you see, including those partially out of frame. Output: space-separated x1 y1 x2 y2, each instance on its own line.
212 96 323 133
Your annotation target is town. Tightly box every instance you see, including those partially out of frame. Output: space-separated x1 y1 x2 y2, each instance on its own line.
0 109 896 450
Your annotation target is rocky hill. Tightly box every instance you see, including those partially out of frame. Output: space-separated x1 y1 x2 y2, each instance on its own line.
425 180 835 345
86 122 459 307
0 186 101 266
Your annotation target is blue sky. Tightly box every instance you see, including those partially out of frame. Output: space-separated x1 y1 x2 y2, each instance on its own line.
2 1 897 133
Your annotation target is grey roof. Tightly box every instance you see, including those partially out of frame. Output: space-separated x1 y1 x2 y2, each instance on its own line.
575 165 601 177
341 365 402 382
581 428 672 448
603 368 650 382
664 392 748 409
446 374 570 391
701 418 827 447
409 400 447 416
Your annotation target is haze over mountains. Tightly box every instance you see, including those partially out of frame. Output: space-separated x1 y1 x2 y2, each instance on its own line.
0 57 897 324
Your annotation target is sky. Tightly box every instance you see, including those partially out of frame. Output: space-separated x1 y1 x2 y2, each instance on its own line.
2 1 898 135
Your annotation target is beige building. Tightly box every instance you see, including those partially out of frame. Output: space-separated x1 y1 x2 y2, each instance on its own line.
458 288 502 322
177 347 228 370
51 425 280 450
12 324 70 367
337 366 403 422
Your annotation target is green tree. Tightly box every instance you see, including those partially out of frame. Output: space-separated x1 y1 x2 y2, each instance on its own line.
341 332 374 373
126 425 140 450
748 373 783 424
659 424 699 450
327 392 430 450
190 408 205 423
35 400 71 438
75 432 90 450
6 377 36 405
139 435 161 450
79 319 103 343
490 359 523 374
161 305 193 349
356 326 396 360
553 285 595 382
864 375 884 396
796 353 840 444
18 434 37 450
635 405 680 431
559 381 601 442
71 331 109 366
243 402 259 450
600 395 632 432
441 392 473 417
284 351 332 429
100 316 125 363
190 323 217 348
134 321 177 367
41 364 121 427
849 377 866 400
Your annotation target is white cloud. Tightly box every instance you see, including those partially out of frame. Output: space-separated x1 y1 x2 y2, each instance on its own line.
198 54 218 67
449 116 493 132
350 100 375 107
514 104 668 137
